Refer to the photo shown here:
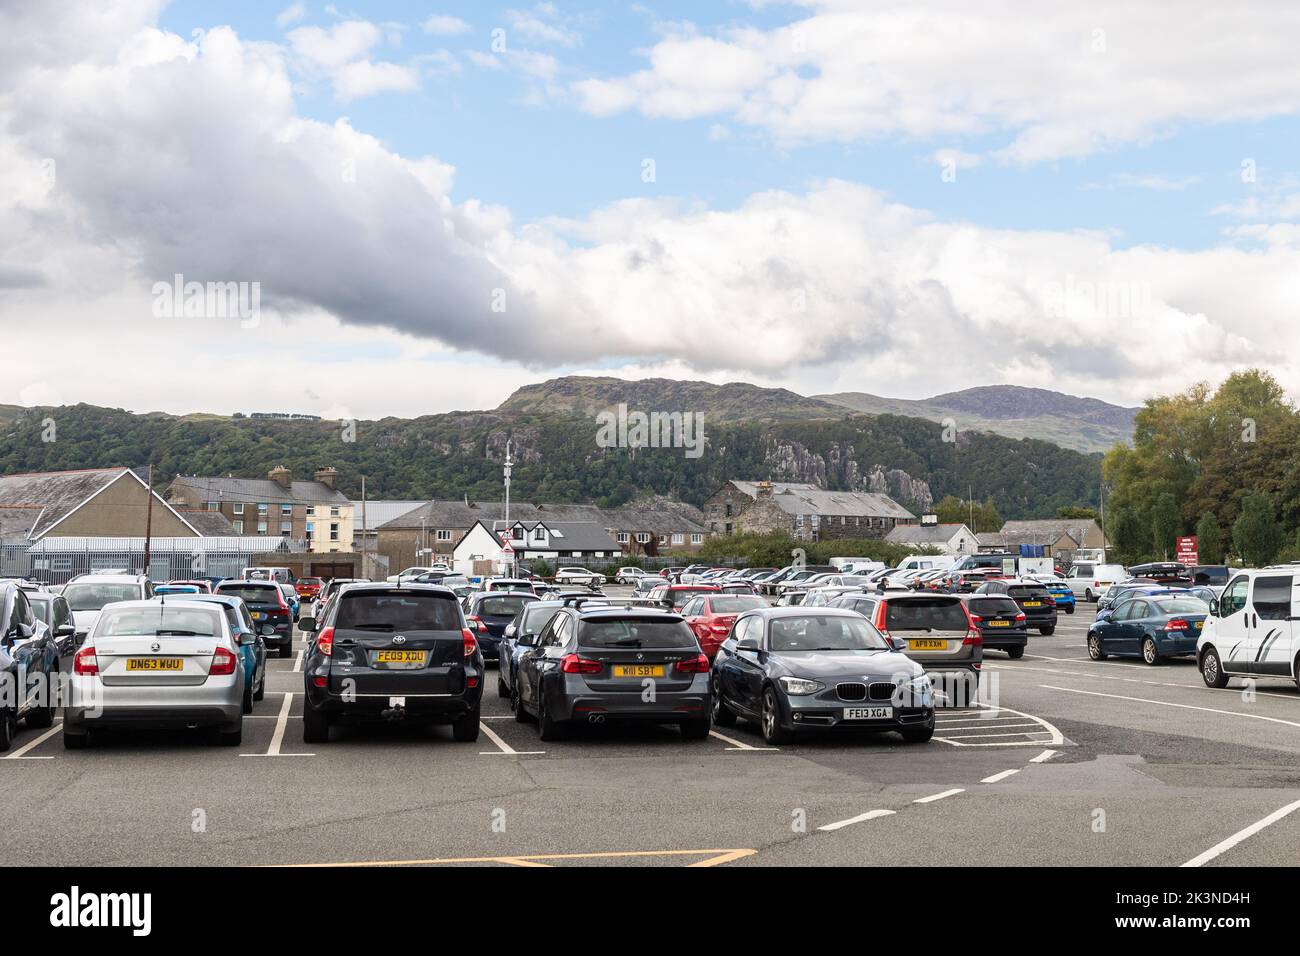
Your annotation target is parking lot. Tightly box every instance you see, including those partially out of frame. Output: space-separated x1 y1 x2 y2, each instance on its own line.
4 588 1298 868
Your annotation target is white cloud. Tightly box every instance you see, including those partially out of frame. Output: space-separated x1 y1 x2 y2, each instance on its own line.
334 60 420 101
506 4 582 48
574 1 1300 163
275 3 307 29
288 20 380 69
422 15 472 37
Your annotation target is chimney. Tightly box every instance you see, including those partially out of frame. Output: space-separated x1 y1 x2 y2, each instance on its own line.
269 466 292 489
921 513 938 526
313 466 337 489
756 480 773 498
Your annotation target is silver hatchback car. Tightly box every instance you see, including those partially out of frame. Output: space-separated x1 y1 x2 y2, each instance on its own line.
65 600 247 748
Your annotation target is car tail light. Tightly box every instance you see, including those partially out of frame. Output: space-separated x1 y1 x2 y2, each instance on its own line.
276 588 288 610
73 644 99 675
461 628 477 658
467 615 488 633
1164 619 1189 631
674 653 710 674
1044 595 1056 605
560 654 603 674
210 645 239 676
317 626 334 657
968 614 983 624
1015 612 1027 622
963 629 983 646
873 602 890 639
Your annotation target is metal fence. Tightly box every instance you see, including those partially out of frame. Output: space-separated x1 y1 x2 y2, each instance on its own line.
3 536 311 585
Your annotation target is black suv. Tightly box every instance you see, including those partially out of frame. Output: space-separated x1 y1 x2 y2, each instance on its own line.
214 580 295 657
512 604 711 741
299 583 482 743
975 579 1058 635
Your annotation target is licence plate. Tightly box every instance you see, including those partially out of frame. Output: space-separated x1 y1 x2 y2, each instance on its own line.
988 620 1011 627
908 639 947 651
250 611 262 619
1022 601 1042 607
613 664 665 678
126 658 183 671
375 650 427 665
1195 621 1203 629
843 706 892 720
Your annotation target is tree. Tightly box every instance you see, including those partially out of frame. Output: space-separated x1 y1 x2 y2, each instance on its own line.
933 494 1002 533
1233 494 1283 567
1056 506 1098 520
1195 512 1223 565
1150 492 1179 560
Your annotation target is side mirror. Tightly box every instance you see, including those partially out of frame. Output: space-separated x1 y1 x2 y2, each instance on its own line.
889 636 908 652
16 623 33 640
299 616 316 633
1208 598 1219 616
519 634 536 647
737 637 761 652
261 624 276 637
239 631 256 646
55 624 76 638
504 624 517 639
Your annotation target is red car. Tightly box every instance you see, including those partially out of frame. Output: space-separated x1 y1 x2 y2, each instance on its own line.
681 594 768 658
295 576 324 599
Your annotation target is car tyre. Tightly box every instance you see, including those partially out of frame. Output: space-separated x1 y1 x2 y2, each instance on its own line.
497 669 510 698
711 690 737 727
302 702 332 743
62 726 89 750
1064 606 1075 615
280 642 295 659
1087 634 1107 660
537 690 568 742
253 672 266 702
1084 588 1094 602
26 672 55 728
1039 626 1055 636
900 721 934 744
1141 637 1160 665
0 709 14 752
218 722 242 746
242 681 254 715
680 718 711 740
451 704 481 743
760 687 792 745
1006 646 1025 660
1200 647 1229 688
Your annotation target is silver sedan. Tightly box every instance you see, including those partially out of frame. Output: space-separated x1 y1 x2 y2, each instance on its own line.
64 600 247 749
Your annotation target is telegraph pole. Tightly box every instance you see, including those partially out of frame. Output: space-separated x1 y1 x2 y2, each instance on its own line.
143 463 155 579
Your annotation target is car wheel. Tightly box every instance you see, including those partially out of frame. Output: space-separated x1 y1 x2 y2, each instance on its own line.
1200 647 1229 688
1295 653 1300 692
680 718 711 740
26 671 55 728
0 709 14 752
760 687 792 745
1006 646 1025 660
451 704 481 743
218 722 242 746
537 691 568 742
280 642 295 659
1065 606 1075 615
254 672 265 702
62 726 89 750
1087 634 1107 661
1039 626 1055 636
900 720 935 744
302 703 331 743
1142 637 1160 665
242 681 254 715
497 668 510 698
1084 588 1094 602
711 690 737 727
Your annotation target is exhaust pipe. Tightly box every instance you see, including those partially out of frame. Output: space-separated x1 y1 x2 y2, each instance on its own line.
587 713 606 724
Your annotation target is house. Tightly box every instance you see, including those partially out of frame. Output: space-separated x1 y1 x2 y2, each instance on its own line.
978 519 1107 561
885 521 978 555
376 498 707 573
350 500 425 553
168 466 353 552
0 467 201 541
704 480 916 541
451 519 623 577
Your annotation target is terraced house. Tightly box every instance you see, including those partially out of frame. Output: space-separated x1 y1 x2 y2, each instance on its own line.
705 480 917 541
167 466 354 553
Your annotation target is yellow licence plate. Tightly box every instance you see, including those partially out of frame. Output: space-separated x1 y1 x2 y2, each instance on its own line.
988 620 1011 627
613 664 665 678
1022 601 1042 607
375 650 427 664
908 639 947 651
126 658 183 671
250 612 262 619
1195 621 1203 629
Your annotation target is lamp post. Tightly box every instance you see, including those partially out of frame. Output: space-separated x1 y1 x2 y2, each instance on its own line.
503 440 515 576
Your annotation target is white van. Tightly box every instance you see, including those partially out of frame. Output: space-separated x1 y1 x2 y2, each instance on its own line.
894 555 960 574
1197 567 1299 689
1065 563 1128 601
243 566 294 584
829 557 886 574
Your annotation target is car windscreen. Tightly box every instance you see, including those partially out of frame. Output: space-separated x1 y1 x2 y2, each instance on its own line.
577 618 697 648
884 598 968 632
969 597 1020 616
477 594 538 617
28 596 52 624
521 605 562 635
336 593 462 631
709 596 767 614
767 615 889 652
1193 567 1229 585
63 582 142 611
98 606 220 637
217 585 281 605
1153 598 1210 615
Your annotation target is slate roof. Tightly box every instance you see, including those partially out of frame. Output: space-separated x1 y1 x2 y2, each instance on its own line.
177 510 237 536
380 499 708 534
170 475 350 506
729 481 915 521
0 468 177 539
490 519 621 552
885 523 971 545
349 501 426 532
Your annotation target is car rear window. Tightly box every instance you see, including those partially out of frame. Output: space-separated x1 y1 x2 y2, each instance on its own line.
709 596 766 614
970 597 1020 616
217 584 281 605
63 582 142 611
577 618 697 648
337 593 462 631
768 615 888 652
1007 586 1048 598
1153 597 1210 614
885 598 968 631
98 606 220 637
478 594 538 616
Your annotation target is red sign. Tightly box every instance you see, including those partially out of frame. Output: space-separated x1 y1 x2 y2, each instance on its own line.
1175 536 1198 566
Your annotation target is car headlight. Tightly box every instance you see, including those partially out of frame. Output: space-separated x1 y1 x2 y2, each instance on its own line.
778 676 824 695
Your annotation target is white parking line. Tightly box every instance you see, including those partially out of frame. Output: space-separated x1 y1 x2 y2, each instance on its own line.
913 788 964 804
937 721 1043 731
933 703 1065 748
1030 749 1059 763
1040 685 1300 729
3 721 63 759
1182 798 1300 867
293 649 304 673
995 661 1299 701
817 808 896 832
478 721 544 756
981 768 1021 784
708 729 779 752
943 731 1053 740
241 693 314 757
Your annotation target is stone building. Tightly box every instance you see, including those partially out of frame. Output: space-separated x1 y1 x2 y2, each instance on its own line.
704 480 916 541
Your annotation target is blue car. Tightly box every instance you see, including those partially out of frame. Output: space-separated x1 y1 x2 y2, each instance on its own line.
1087 594 1210 665
1094 585 1215 622
1040 581 1075 614
157 594 267 712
